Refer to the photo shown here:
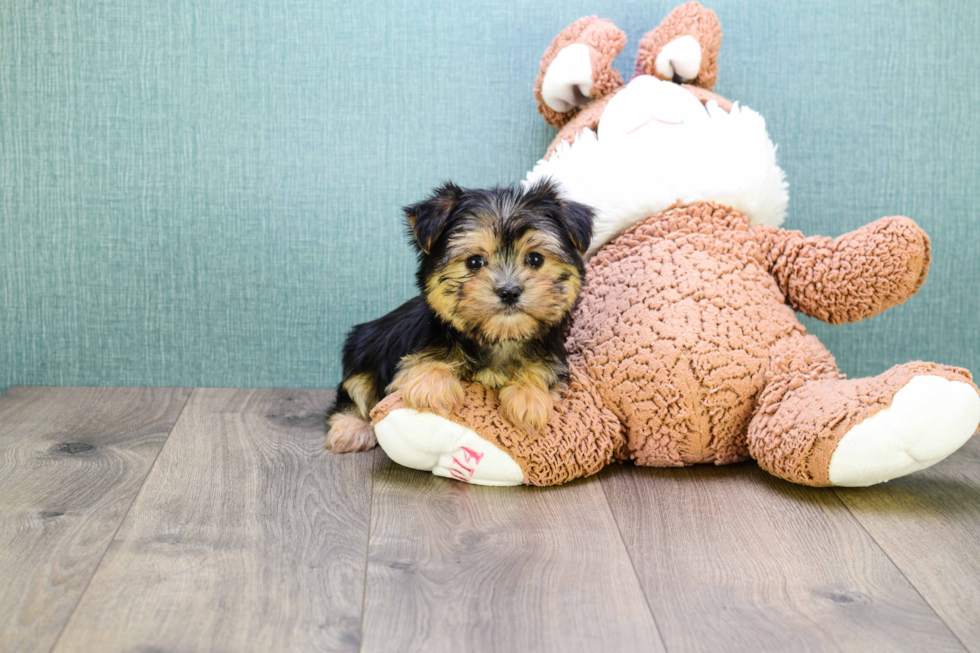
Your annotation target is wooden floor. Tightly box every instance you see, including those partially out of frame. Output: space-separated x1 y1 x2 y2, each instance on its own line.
1 387 978 652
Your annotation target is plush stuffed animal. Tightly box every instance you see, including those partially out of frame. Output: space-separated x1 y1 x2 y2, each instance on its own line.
369 2 980 487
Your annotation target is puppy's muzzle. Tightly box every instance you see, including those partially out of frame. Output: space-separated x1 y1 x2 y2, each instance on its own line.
496 284 523 306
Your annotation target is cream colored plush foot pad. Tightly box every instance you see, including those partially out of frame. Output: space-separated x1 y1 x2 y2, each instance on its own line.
374 408 525 486
829 375 980 487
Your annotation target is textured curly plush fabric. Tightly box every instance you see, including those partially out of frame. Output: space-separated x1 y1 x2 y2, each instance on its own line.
533 17 626 129
633 1 722 89
573 202 804 468
755 218 931 325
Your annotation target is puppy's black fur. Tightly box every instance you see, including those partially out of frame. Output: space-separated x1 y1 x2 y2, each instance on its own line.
326 179 594 442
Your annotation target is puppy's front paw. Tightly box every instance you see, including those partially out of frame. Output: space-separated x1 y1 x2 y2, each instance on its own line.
499 383 554 434
396 365 465 417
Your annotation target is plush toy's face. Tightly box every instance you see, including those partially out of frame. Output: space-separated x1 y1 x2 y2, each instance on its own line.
598 75 713 140
526 15 789 257
526 74 788 258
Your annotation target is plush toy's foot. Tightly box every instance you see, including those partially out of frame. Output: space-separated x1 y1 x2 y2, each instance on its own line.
828 375 980 486
749 351 980 487
373 408 525 486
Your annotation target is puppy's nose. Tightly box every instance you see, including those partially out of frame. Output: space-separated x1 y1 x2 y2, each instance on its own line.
496 284 523 305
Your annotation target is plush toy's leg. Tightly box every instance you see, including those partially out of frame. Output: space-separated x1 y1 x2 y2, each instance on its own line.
371 362 627 486
748 334 980 487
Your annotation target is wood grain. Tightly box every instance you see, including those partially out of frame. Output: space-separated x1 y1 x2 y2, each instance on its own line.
0 386 190 653
7 385 978 652
52 388 375 653
601 461 966 653
835 436 980 650
361 455 664 653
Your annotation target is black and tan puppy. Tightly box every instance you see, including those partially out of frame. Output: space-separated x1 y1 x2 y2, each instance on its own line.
326 179 594 453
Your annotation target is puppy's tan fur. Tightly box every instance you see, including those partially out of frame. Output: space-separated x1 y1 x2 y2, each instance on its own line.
343 372 378 420
498 363 564 434
325 373 379 453
425 224 582 345
325 412 377 453
389 352 466 417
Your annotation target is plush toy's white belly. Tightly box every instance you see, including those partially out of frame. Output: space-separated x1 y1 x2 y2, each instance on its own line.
525 76 789 257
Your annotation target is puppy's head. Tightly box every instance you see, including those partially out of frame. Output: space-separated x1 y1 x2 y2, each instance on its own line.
404 179 593 343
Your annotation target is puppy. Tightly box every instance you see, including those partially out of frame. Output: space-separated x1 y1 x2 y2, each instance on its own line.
325 179 594 453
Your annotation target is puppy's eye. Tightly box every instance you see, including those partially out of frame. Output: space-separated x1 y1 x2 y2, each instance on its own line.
525 252 544 269
465 255 485 271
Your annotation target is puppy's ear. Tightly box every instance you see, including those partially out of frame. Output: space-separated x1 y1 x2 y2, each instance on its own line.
404 182 463 254
526 178 594 255
558 198 594 255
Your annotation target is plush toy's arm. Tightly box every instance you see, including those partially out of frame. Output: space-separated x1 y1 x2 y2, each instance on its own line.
753 217 931 324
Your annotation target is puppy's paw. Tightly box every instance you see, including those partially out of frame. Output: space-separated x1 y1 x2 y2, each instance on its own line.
499 382 554 434
326 412 378 453
396 365 465 417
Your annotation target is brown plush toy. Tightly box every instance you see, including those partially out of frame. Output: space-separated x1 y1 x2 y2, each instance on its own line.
368 2 980 487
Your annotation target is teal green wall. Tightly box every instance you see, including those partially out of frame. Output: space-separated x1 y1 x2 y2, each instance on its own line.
2 1 978 391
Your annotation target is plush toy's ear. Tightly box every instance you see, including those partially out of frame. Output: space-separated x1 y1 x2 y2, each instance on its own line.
633 2 722 90
534 17 627 129
403 182 463 255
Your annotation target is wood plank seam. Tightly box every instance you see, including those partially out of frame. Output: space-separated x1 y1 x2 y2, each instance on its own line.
599 475 670 653
831 489 971 653
43 388 194 653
